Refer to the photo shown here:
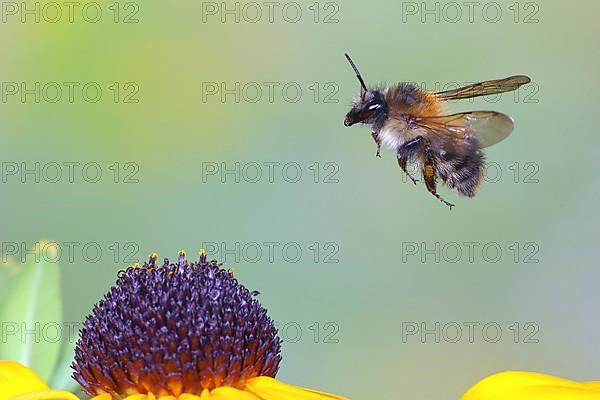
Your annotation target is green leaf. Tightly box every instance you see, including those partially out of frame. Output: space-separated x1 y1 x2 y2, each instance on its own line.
0 242 63 382
49 326 80 392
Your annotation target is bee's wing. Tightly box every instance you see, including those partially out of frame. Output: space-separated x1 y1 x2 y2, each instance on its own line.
414 111 515 148
435 76 531 101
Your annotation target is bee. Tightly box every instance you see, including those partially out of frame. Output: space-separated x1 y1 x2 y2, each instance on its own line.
343 53 531 209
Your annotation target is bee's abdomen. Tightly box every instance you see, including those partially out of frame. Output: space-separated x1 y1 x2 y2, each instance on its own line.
437 148 485 197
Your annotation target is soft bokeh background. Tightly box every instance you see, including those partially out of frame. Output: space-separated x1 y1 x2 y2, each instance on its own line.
1 0 599 398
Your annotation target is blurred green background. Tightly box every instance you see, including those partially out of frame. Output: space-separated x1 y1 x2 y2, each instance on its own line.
1 0 599 398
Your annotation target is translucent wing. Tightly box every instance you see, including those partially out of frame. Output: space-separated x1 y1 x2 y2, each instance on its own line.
435 75 531 101
414 111 515 148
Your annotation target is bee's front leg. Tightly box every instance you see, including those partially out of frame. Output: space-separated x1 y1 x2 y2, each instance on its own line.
371 129 382 158
397 136 422 184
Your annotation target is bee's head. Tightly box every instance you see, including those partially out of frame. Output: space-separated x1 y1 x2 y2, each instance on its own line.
343 53 387 127
344 89 387 126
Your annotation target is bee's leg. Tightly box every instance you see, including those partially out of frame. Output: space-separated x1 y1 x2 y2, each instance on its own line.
397 157 418 185
371 129 382 158
397 136 423 184
423 141 455 210
371 118 388 158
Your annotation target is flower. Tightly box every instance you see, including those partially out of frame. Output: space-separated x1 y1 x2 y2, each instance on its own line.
461 371 600 400
72 250 348 400
0 361 78 400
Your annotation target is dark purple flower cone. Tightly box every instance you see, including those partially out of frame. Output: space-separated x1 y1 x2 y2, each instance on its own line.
72 251 282 397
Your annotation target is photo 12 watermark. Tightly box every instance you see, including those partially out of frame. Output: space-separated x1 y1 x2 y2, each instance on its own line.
0 2 140 24
401 321 540 344
201 2 340 24
401 241 540 264
201 241 340 264
201 162 340 184
400 2 540 24
201 82 339 104
1 82 140 104
1 162 140 184
1 241 141 265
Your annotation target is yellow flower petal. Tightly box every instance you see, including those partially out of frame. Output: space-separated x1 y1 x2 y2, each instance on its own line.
461 371 600 400
0 361 49 400
10 391 80 400
199 390 212 400
245 377 348 400
179 395 201 400
210 387 260 400
0 361 78 400
586 383 600 390
92 395 112 400
120 395 142 400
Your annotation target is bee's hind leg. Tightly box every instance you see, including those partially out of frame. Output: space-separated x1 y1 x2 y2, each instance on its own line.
422 140 455 210
423 165 454 210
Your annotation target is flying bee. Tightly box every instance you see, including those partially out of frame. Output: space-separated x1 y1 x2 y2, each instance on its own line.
343 53 531 209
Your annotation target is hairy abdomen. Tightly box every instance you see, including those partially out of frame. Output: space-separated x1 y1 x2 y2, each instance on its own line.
435 136 485 197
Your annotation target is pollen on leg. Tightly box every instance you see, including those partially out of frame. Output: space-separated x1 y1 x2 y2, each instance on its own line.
424 165 435 178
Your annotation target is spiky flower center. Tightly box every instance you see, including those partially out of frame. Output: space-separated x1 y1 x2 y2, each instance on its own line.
72 252 282 398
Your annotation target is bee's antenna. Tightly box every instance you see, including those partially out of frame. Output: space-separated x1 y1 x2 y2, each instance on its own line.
345 53 368 94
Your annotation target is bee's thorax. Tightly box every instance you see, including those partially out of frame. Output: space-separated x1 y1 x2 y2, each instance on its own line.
377 83 446 151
